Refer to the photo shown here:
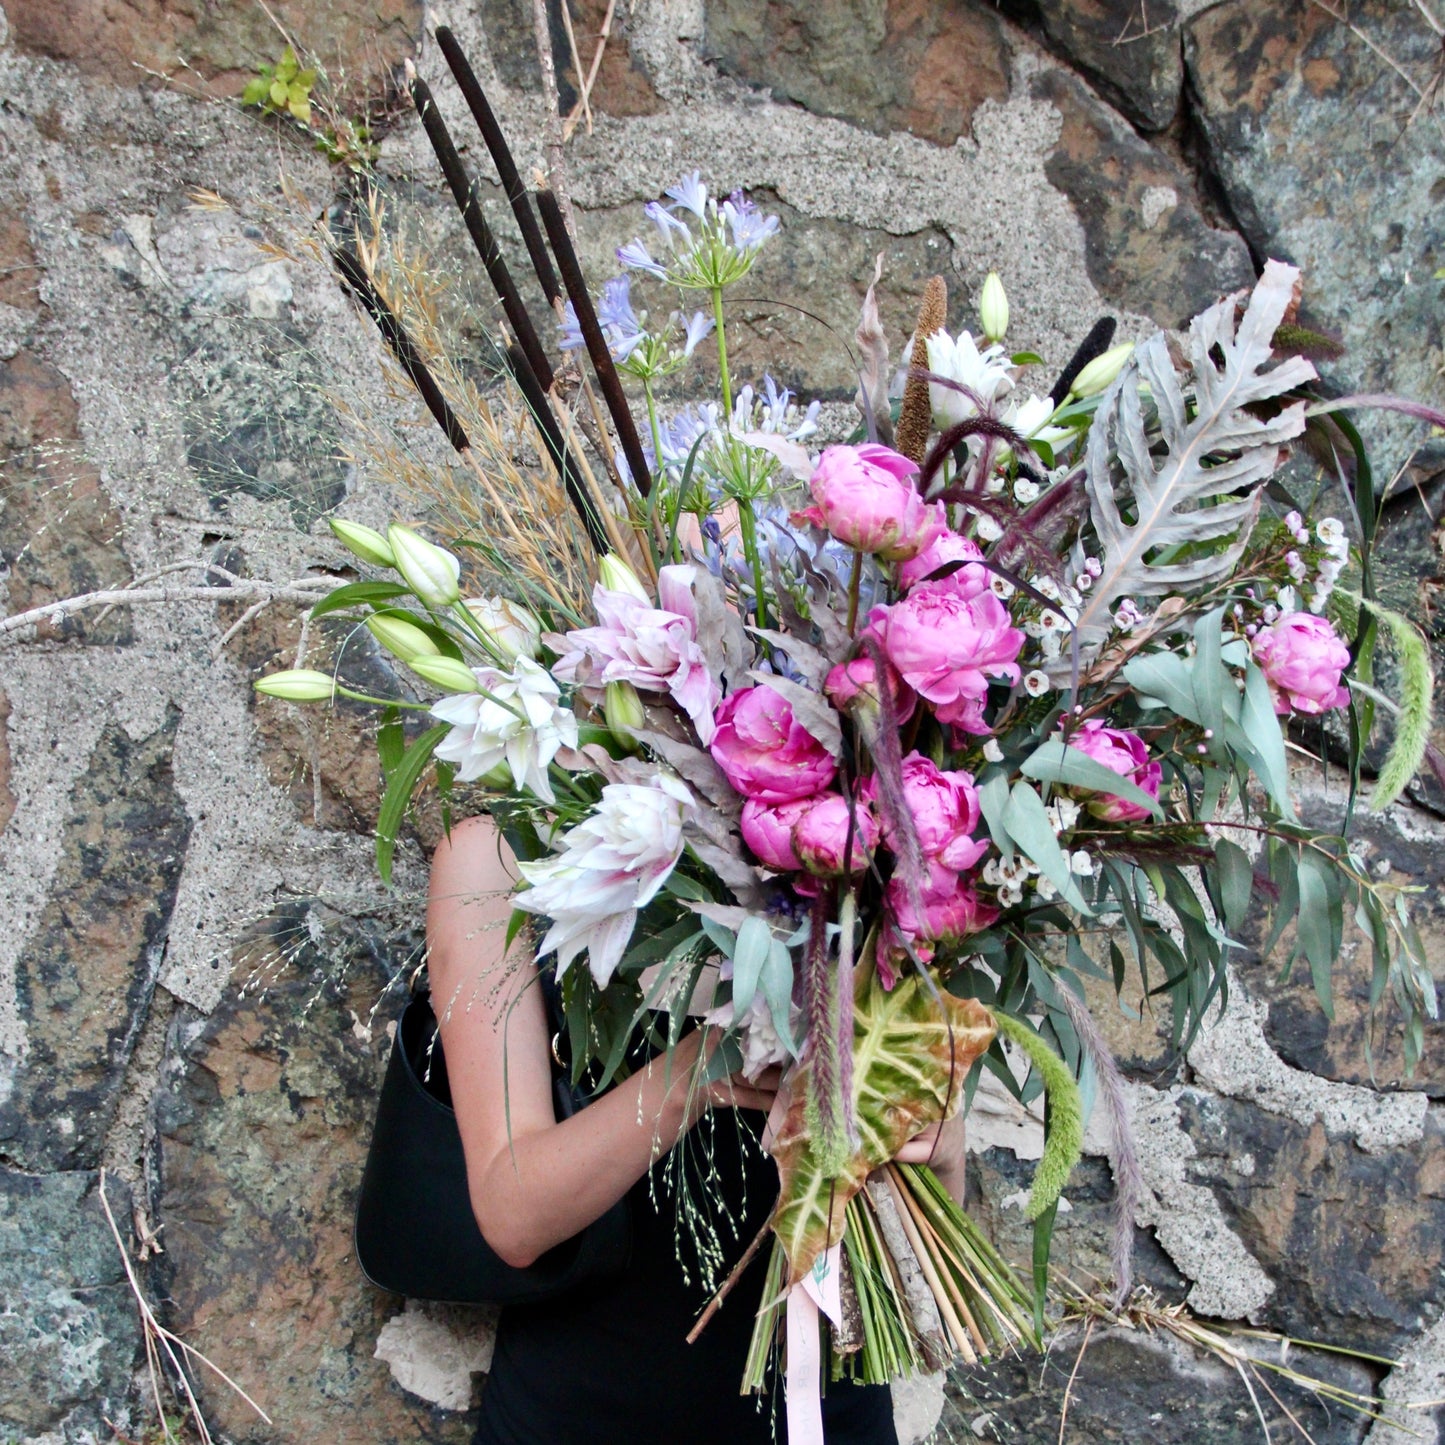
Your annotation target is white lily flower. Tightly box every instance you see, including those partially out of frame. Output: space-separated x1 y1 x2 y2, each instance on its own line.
431 656 578 802
465 595 542 661
388 525 461 608
516 775 693 988
924 327 1014 430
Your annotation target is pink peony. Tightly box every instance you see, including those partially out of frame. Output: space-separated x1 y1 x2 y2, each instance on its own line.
1251 612 1351 716
709 686 838 804
739 796 816 871
551 564 721 743
793 443 946 561
867 583 1025 734
879 860 1000 981
1067 719 1162 822
792 792 880 877
896 530 989 598
863 753 989 872
824 654 916 726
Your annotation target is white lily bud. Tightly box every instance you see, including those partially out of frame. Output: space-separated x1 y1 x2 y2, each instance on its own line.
604 680 646 736
979 271 1009 343
408 655 480 693
598 552 650 602
1069 341 1135 399
330 518 395 568
465 596 542 661
254 668 336 702
366 612 440 663
388 524 461 608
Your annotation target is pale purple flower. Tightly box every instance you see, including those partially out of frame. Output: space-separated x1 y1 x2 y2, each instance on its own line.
722 192 779 252
516 774 692 987
645 199 692 242
681 310 714 357
616 238 667 278
665 170 709 218
550 564 722 743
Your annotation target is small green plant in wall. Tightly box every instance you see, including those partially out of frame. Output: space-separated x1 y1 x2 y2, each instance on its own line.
243 45 317 124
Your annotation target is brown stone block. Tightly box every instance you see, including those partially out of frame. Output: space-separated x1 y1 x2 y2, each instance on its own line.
703 0 1010 147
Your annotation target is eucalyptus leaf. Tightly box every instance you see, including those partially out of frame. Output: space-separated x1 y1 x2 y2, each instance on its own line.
1002 782 1091 913
731 915 773 1017
1020 739 1163 820
1213 838 1254 935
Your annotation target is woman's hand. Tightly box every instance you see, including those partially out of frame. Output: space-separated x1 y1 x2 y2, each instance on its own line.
682 1029 783 1120
893 1112 967 1203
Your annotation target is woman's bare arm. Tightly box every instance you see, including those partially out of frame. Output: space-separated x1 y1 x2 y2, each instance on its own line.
427 813 774 1268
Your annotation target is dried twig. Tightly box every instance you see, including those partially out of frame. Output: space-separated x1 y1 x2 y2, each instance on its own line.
531 0 576 233
97 1170 271 1442
0 578 333 643
563 0 617 141
557 0 593 138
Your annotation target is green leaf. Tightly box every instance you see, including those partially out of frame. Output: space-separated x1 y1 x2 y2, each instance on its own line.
309 580 411 618
376 711 404 782
1011 351 1046 366
375 723 449 884
1191 606 1229 740
1213 838 1254 934
1296 850 1342 1019
1240 661 1294 817
269 79 289 108
761 938 798 1056
275 45 298 81
295 66 318 91
976 770 1013 858
288 96 313 125
1020 738 1163 820
731 915 773 1017
1002 782 1091 913
1357 597 1434 811
1122 651 1200 722
242 77 270 106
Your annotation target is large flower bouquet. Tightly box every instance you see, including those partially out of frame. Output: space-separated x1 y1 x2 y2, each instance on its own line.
259 103 1442 1432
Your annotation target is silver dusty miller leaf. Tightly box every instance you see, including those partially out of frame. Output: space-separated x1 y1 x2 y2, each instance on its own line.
1070 260 1318 664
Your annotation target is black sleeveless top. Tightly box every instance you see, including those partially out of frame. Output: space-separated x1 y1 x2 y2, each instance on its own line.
473 1103 898 1444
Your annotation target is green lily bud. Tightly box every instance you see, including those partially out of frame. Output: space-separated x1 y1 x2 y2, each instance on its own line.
979 271 1008 344
1069 341 1135 399
254 668 336 702
604 680 646 737
329 518 395 568
366 612 440 664
464 596 542 661
388 524 461 608
598 552 650 602
408 654 479 694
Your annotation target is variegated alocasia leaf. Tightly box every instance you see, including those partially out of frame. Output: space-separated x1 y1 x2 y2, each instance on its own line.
768 970 995 1286
1068 260 1318 666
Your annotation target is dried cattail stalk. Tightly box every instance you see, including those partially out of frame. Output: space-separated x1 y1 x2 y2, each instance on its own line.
894 275 947 463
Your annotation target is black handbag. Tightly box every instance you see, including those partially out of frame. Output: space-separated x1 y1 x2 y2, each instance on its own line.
353 976 631 1305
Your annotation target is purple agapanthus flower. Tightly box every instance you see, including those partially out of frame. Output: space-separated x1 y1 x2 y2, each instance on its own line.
664 170 709 219
722 192 779 253
557 276 647 362
616 238 667 278
680 311 714 357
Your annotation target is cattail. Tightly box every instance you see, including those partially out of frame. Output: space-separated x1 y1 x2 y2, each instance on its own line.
895 275 947 463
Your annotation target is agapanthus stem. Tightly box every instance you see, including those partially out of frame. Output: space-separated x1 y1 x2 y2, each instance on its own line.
711 285 734 424
735 497 772 631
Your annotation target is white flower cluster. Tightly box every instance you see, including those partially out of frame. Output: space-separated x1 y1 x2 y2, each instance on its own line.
1307 514 1349 613
1021 573 1083 664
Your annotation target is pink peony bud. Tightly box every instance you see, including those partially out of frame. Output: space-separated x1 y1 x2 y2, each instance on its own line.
1066 719 1162 822
868 582 1025 736
896 530 989 597
865 752 990 872
793 443 946 561
1250 611 1351 716
824 654 917 726
739 796 816 871
879 859 999 981
791 792 880 877
709 686 838 804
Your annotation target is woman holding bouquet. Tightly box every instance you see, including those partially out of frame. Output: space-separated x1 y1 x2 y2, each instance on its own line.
427 812 966 1444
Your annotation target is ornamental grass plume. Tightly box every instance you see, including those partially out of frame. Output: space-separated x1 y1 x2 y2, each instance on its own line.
895 274 947 463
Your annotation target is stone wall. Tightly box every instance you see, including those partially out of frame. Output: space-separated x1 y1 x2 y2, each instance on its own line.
0 0 1441 1441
